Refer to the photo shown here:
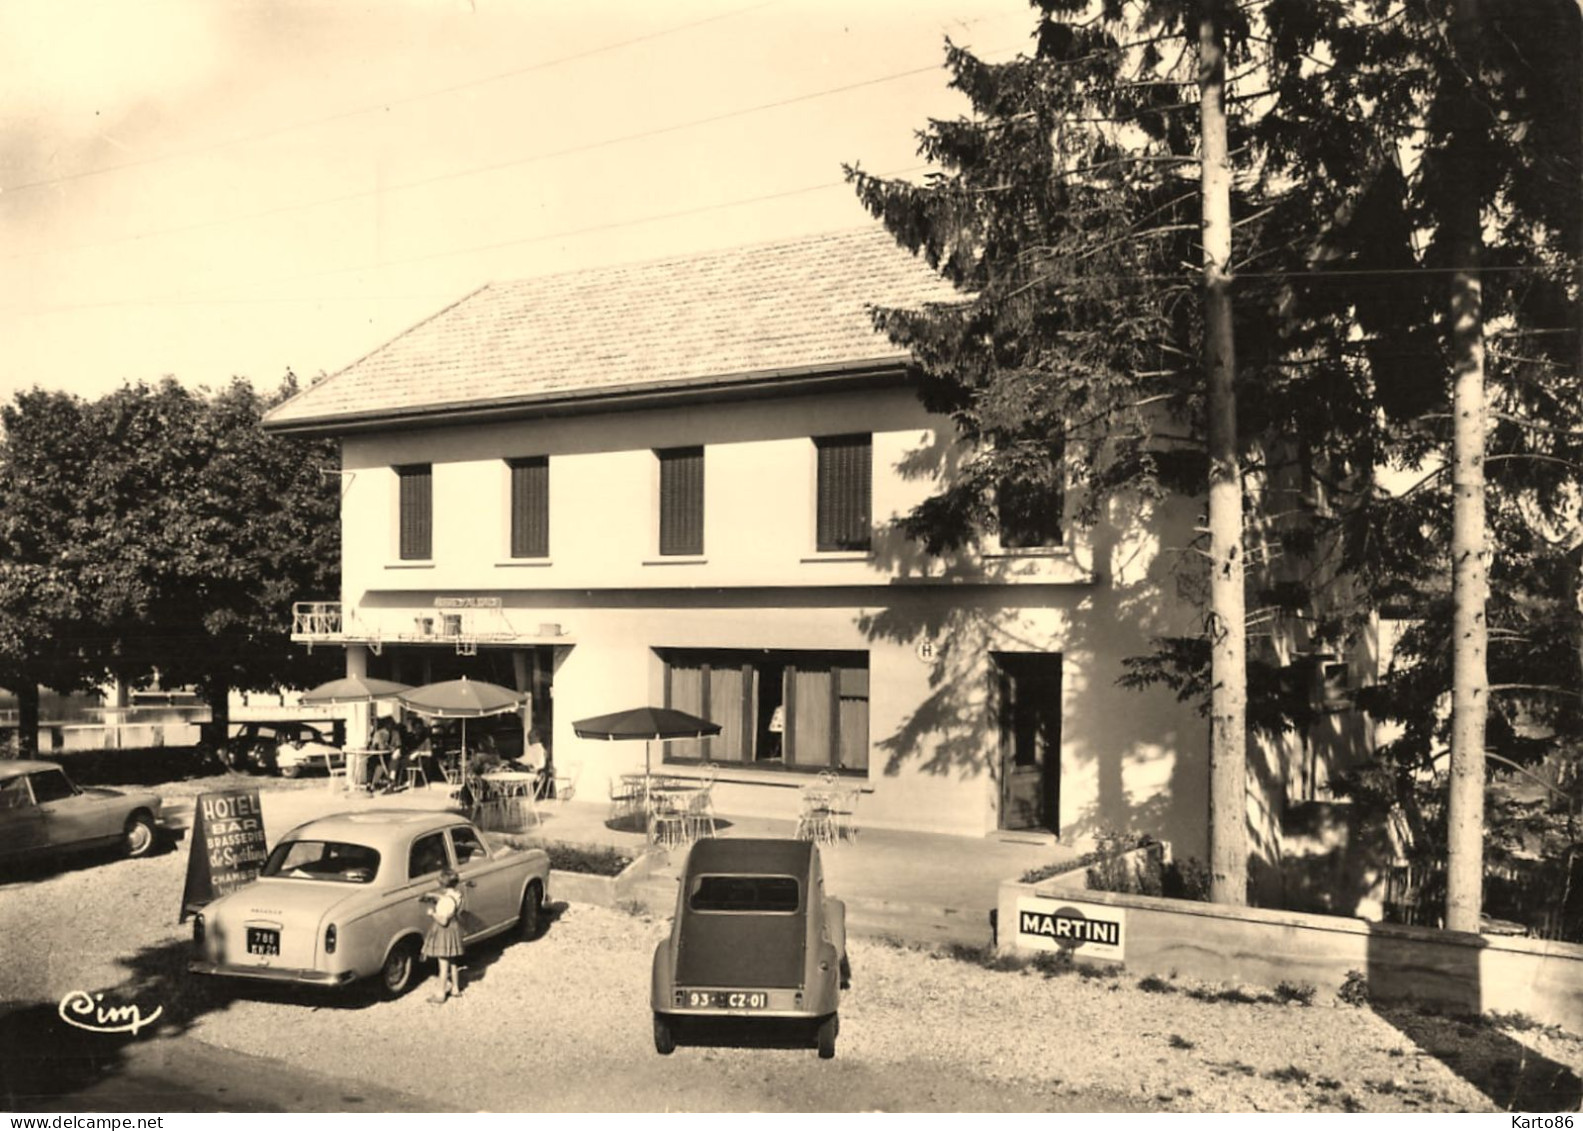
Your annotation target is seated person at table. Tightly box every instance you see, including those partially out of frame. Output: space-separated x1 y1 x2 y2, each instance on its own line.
468 734 505 778
365 715 397 791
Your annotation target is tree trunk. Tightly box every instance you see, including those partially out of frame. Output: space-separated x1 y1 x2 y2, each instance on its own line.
1200 2 1248 906
204 676 233 759
15 680 40 758
1444 0 1489 934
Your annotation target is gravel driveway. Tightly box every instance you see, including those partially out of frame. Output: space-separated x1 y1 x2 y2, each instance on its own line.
2 838 1580 1112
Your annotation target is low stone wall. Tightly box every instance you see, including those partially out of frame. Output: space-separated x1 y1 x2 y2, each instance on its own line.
997 879 1583 1034
550 850 663 909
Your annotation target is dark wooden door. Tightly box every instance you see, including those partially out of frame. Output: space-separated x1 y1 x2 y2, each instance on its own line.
996 654 1063 833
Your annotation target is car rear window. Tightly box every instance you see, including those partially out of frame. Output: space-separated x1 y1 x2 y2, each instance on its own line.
262 840 380 883
688 874 800 913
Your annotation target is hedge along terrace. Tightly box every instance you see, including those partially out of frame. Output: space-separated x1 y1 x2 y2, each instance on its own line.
997 880 1583 1034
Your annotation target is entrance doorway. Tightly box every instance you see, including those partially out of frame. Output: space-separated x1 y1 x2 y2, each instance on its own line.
994 653 1062 834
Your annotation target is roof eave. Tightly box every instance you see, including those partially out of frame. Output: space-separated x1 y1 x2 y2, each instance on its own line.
261 356 915 436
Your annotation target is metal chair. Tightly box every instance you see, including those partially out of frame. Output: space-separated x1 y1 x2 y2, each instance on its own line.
795 790 836 845
683 784 717 841
608 775 640 823
549 760 580 803
648 795 689 849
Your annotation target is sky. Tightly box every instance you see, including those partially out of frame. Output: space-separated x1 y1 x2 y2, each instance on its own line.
0 0 1033 405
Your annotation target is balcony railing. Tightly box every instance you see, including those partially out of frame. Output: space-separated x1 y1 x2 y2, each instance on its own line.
290 601 567 653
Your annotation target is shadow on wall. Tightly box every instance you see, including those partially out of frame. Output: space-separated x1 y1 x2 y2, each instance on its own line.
860 439 1211 856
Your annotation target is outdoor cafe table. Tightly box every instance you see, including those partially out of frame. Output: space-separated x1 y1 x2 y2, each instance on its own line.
343 748 390 792
481 771 541 828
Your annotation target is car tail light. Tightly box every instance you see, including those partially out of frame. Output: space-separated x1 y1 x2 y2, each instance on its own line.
192 913 205 948
324 923 337 954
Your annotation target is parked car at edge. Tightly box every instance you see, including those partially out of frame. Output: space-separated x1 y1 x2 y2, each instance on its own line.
0 759 163 869
227 721 344 777
651 837 848 1058
189 810 550 997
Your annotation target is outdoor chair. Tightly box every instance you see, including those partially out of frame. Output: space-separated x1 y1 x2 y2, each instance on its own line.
608 776 640 823
683 784 717 841
795 790 836 845
648 795 689 850
549 761 580 804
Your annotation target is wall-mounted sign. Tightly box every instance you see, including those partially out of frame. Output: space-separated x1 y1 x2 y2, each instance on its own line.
434 597 503 609
915 638 939 663
180 788 269 921
1015 895 1125 961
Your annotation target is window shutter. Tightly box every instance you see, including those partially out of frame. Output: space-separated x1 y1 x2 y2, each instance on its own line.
658 447 704 556
510 457 549 558
815 434 871 551
398 464 432 560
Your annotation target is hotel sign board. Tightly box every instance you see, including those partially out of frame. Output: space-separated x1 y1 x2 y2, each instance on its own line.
1015 895 1125 962
434 597 503 609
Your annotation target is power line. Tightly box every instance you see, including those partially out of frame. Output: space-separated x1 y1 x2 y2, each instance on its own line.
0 0 780 196
6 51 1014 264
4 166 933 318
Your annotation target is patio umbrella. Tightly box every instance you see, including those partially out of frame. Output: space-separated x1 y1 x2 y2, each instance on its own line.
397 677 525 762
572 706 721 781
299 675 412 705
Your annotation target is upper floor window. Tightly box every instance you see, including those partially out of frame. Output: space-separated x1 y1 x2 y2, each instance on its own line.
814 434 871 552
396 464 432 560
509 456 549 559
657 446 704 556
997 442 1064 550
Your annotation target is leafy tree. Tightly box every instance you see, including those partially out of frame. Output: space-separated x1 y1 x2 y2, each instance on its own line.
846 0 1385 903
0 374 341 754
1269 0 1583 930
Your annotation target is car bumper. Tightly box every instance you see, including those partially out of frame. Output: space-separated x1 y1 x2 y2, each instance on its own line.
188 960 358 987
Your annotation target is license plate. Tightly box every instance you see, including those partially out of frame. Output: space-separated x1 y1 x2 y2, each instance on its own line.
247 927 280 956
685 990 767 1010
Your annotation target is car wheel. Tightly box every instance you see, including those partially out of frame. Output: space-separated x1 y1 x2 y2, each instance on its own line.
816 1013 837 1059
379 939 421 999
518 880 543 941
279 764 301 779
653 1013 676 1056
123 812 157 859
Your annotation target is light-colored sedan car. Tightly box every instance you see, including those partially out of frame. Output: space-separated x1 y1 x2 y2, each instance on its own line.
189 810 550 997
0 759 163 868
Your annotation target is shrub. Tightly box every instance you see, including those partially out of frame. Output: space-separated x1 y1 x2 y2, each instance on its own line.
1031 949 1074 977
539 841 635 876
1138 974 1177 994
1274 981 1317 1006
1021 830 1160 885
1267 1065 1311 1085
1337 969 1371 1007
1167 1033 1195 1050
1162 857 1212 901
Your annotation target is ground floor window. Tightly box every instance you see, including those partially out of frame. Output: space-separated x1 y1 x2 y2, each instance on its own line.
656 648 868 774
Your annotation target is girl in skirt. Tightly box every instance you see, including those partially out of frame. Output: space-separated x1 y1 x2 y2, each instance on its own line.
422 867 466 1003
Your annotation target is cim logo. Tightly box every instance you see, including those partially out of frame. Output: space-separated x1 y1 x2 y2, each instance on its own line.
1015 897 1126 960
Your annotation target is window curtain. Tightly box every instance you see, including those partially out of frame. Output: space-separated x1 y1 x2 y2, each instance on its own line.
665 662 705 759
788 666 832 767
836 666 869 771
706 663 745 763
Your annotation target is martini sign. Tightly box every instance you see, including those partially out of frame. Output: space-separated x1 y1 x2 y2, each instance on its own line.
1015 895 1125 962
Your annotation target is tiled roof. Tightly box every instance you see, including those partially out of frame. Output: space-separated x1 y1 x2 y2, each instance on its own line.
265 226 959 430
